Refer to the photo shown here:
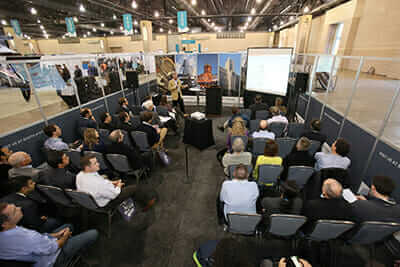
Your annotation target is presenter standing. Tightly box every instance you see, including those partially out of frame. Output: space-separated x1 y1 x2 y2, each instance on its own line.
168 72 187 115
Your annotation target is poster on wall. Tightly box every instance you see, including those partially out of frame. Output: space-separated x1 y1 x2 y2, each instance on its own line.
197 54 218 88
218 53 241 96
175 54 197 95
155 55 175 93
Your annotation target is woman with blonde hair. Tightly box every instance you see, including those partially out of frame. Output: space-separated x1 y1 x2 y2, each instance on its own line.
83 128 105 153
227 117 248 152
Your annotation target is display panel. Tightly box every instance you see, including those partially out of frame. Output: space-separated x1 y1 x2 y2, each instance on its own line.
246 48 292 96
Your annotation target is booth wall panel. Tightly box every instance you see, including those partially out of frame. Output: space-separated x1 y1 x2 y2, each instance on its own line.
106 92 124 115
321 106 343 145
47 109 81 145
297 94 309 119
305 97 322 125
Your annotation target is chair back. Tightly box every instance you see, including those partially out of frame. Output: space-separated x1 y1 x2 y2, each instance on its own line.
308 220 355 241
252 138 268 157
287 166 315 189
227 212 262 235
0 259 34 267
268 122 287 138
258 165 283 186
83 151 108 171
287 123 305 138
120 130 133 148
308 140 321 156
240 109 252 119
78 127 87 138
130 116 141 129
105 154 132 173
156 106 170 117
131 131 151 151
36 184 76 208
98 129 111 145
65 189 100 211
249 119 261 133
65 151 81 171
320 168 349 188
276 138 297 158
228 165 253 180
348 221 400 245
230 136 248 151
255 110 269 120
268 214 307 237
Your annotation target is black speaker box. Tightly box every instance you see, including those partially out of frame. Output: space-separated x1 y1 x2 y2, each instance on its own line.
126 71 139 89
294 72 309 93
206 86 222 115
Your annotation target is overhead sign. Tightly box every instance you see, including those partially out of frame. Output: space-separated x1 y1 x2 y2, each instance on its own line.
65 17 76 37
123 13 133 34
10 20 22 37
181 39 195 44
177 11 189 33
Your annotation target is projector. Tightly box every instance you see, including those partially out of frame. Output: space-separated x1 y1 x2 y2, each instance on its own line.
190 112 206 120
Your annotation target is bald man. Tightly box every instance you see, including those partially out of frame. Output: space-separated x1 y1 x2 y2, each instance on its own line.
8 152 41 182
251 120 275 139
303 179 353 223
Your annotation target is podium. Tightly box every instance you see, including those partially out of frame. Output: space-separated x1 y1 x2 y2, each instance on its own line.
206 86 222 115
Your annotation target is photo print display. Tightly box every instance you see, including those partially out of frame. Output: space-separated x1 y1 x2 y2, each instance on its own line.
175 54 197 95
197 54 218 88
218 53 241 96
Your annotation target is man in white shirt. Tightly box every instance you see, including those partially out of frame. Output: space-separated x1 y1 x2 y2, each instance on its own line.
76 154 156 210
219 164 259 223
267 107 288 125
314 138 351 171
251 120 275 139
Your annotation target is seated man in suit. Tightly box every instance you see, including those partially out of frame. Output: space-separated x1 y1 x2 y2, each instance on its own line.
119 111 140 133
0 146 12 181
99 112 117 132
8 152 41 182
1 176 63 233
282 137 315 180
78 108 98 130
352 176 400 223
251 120 275 139
0 202 98 266
249 94 269 120
314 138 351 171
267 106 288 125
43 124 69 151
303 178 353 223
136 111 168 150
76 154 156 210
40 151 76 189
219 164 259 223
142 100 178 134
118 97 139 116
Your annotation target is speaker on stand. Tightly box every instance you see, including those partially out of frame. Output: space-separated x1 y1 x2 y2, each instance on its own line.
206 85 222 115
288 72 309 122
126 71 139 105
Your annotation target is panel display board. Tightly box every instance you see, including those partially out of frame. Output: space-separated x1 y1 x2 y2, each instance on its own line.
305 97 322 125
218 53 241 97
321 106 342 145
197 54 218 87
296 94 309 118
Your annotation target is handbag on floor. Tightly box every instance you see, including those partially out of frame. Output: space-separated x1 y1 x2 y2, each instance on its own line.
158 150 171 166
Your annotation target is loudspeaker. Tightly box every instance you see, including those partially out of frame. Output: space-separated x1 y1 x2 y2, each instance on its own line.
206 86 222 115
126 71 139 89
294 72 309 93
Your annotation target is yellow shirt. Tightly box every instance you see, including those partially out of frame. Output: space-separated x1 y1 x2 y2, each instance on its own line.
253 156 283 179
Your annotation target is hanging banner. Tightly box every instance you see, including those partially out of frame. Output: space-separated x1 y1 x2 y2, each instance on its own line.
10 20 22 37
123 13 133 34
65 17 76 37
177 11 189 33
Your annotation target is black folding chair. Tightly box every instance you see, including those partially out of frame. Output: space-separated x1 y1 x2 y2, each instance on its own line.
287 166 315 189
226 212 262 235
65 150 82 172
105 154 146 184
130 131 152 152
268 122 287 138
252 138 268 157
258 164 283 187
36 184 77 208
309 140 321 156
98 129 111 145
255 110 269 120
240 109 252 119
287 123 305 138
275 138 297 159
250 119 261 133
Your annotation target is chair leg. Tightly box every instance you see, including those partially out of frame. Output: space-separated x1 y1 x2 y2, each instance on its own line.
107 212 112 239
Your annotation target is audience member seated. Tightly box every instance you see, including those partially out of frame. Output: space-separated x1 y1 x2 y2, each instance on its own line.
142 100 178 134
136 111 168 151
8 152 41 181
253 140 283 180
158 95 174 113
82 128 105 153
227 117 248 151
43 124 69 151
267 106 288 125
249 94 269 120
1 176 63 233
314 138 351 171
269 97 286 115
301 119 327 148
219 165 259 222
303 178 352 223
76 155 156 209
352 176 400 223
222 138 252 176
40 151 76 189
78 108 98 130
251 120 275 139
0 146 12 180
119 111 139 133
261 180 302 216
0 202 98 266
118 97 134 116
99 112 117 132
105 130 147 170
220 106 250 132
282 137 315 179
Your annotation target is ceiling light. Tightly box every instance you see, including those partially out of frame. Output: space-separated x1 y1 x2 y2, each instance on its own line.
201 10 206 15
251 8 256 15
290 16 294 21
1 20 7 25
110 31 114 35
120 26 123 30
303 6 310 13
101 23 105 27
37 19 41 24
154 11 160 17
40 25 44 30
42 30 47 34
27 36 31 39
240 29 243 33
211 22 215 27
169 19 173 24
30 7 37 15
83 34 87 38
280 21 284 25
73 17 78 23
256 0 262 3
62 36 66 39
248 16 252 22
217 29 221 32
45 35 49 39
191 0 197 6
268 28 271 32
207 19 211 22
168 30 172 34
92 28 97 32
113 14 117 20
79 4 86 12
134 20 138 25
160 28 163 32
131 0 138 9
87 31 91 36
134 29 138 33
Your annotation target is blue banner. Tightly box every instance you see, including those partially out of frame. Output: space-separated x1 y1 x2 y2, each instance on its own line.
10 20 22 37
177 11 188 33
181 39 195 44
65 17 76 37
123 13 133 34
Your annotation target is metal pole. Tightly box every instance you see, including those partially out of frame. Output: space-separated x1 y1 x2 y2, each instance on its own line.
362 86 400 178
184 145 191 184
320 55 336 120
117 58 126 97
338 57 364 137
304 56 319 122
23 63 48 125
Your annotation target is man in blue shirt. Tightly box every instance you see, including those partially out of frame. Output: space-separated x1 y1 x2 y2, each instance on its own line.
43 124 69 151
0 202 98 267
314 138 351 171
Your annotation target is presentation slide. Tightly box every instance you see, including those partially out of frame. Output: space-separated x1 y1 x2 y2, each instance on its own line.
246 48 292 96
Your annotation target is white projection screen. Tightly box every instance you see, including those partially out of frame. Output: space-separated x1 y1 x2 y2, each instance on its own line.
246 48 293 96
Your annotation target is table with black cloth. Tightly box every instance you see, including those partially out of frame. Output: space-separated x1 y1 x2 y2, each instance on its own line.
183 118 215 150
